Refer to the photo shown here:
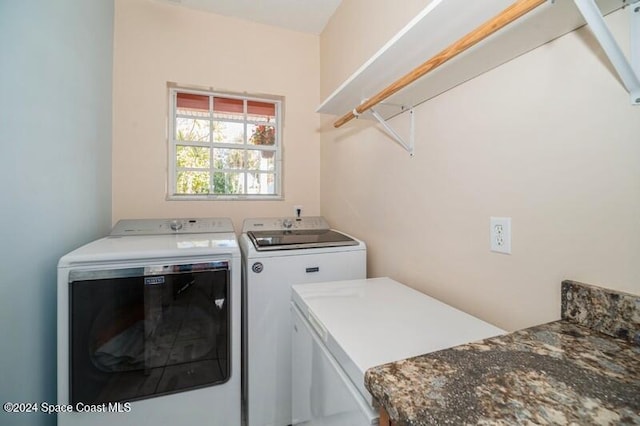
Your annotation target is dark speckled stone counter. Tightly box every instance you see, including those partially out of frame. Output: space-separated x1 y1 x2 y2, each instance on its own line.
365 281 640 425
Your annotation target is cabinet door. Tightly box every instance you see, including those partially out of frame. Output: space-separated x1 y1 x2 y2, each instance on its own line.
291 304 377 426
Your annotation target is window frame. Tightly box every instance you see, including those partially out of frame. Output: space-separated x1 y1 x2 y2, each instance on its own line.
167 86 283 200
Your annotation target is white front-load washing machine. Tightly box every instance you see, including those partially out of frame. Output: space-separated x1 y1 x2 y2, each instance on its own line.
57 218 241 426
239 217 366 426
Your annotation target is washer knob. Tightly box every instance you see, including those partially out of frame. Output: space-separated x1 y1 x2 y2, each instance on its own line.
282 218 293 229
170 220 183 231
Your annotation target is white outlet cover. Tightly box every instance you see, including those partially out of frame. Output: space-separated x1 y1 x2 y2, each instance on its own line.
490 217 511 254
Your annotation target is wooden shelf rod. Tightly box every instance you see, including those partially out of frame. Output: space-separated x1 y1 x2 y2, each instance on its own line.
334 0 548 128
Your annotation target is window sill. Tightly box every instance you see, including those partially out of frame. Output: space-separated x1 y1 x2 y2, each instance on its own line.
166 194 284 201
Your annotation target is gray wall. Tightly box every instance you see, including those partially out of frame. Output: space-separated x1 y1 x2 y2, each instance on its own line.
0 1 114 424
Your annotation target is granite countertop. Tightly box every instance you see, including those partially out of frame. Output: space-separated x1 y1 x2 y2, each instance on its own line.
365 281 640 425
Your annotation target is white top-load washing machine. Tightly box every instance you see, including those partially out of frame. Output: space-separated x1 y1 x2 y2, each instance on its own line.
57 218 241 426
239 217 366 426
291 277 505 425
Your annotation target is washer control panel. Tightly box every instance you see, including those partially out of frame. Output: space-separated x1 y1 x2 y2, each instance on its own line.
111 218 235 236
242 217 329 233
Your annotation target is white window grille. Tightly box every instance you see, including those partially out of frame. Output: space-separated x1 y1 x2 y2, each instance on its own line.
168 87 283 199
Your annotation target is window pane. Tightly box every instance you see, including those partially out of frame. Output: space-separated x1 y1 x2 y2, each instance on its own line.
176 118 210 142
247 100 275 122
248 124 275 146
176 171 210 194
246 149 275 171
170 89 281 198
213 172 244 195
213 148 244 169
247 173 275 195
176 146 210 168
177 93 209 118
213 97 244 121
213 121 244 144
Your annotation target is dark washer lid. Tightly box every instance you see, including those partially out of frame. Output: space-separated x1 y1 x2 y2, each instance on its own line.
248 229 359 251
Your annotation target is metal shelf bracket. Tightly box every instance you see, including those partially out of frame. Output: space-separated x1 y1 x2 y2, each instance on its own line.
368 103 415 157
573 0 640 105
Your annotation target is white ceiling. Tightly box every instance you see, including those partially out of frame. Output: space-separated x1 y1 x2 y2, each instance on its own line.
156 0 343 34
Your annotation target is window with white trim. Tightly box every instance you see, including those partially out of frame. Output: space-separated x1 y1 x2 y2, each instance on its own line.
168 87 282 199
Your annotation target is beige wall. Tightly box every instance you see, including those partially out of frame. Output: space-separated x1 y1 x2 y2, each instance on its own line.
320 3 640 331
113 0 321 232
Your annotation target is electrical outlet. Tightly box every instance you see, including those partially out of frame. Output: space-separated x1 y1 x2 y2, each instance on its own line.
293 205 303 218
490 217 511 254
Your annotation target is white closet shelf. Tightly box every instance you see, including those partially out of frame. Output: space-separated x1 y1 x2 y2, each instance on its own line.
317 0 625 123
